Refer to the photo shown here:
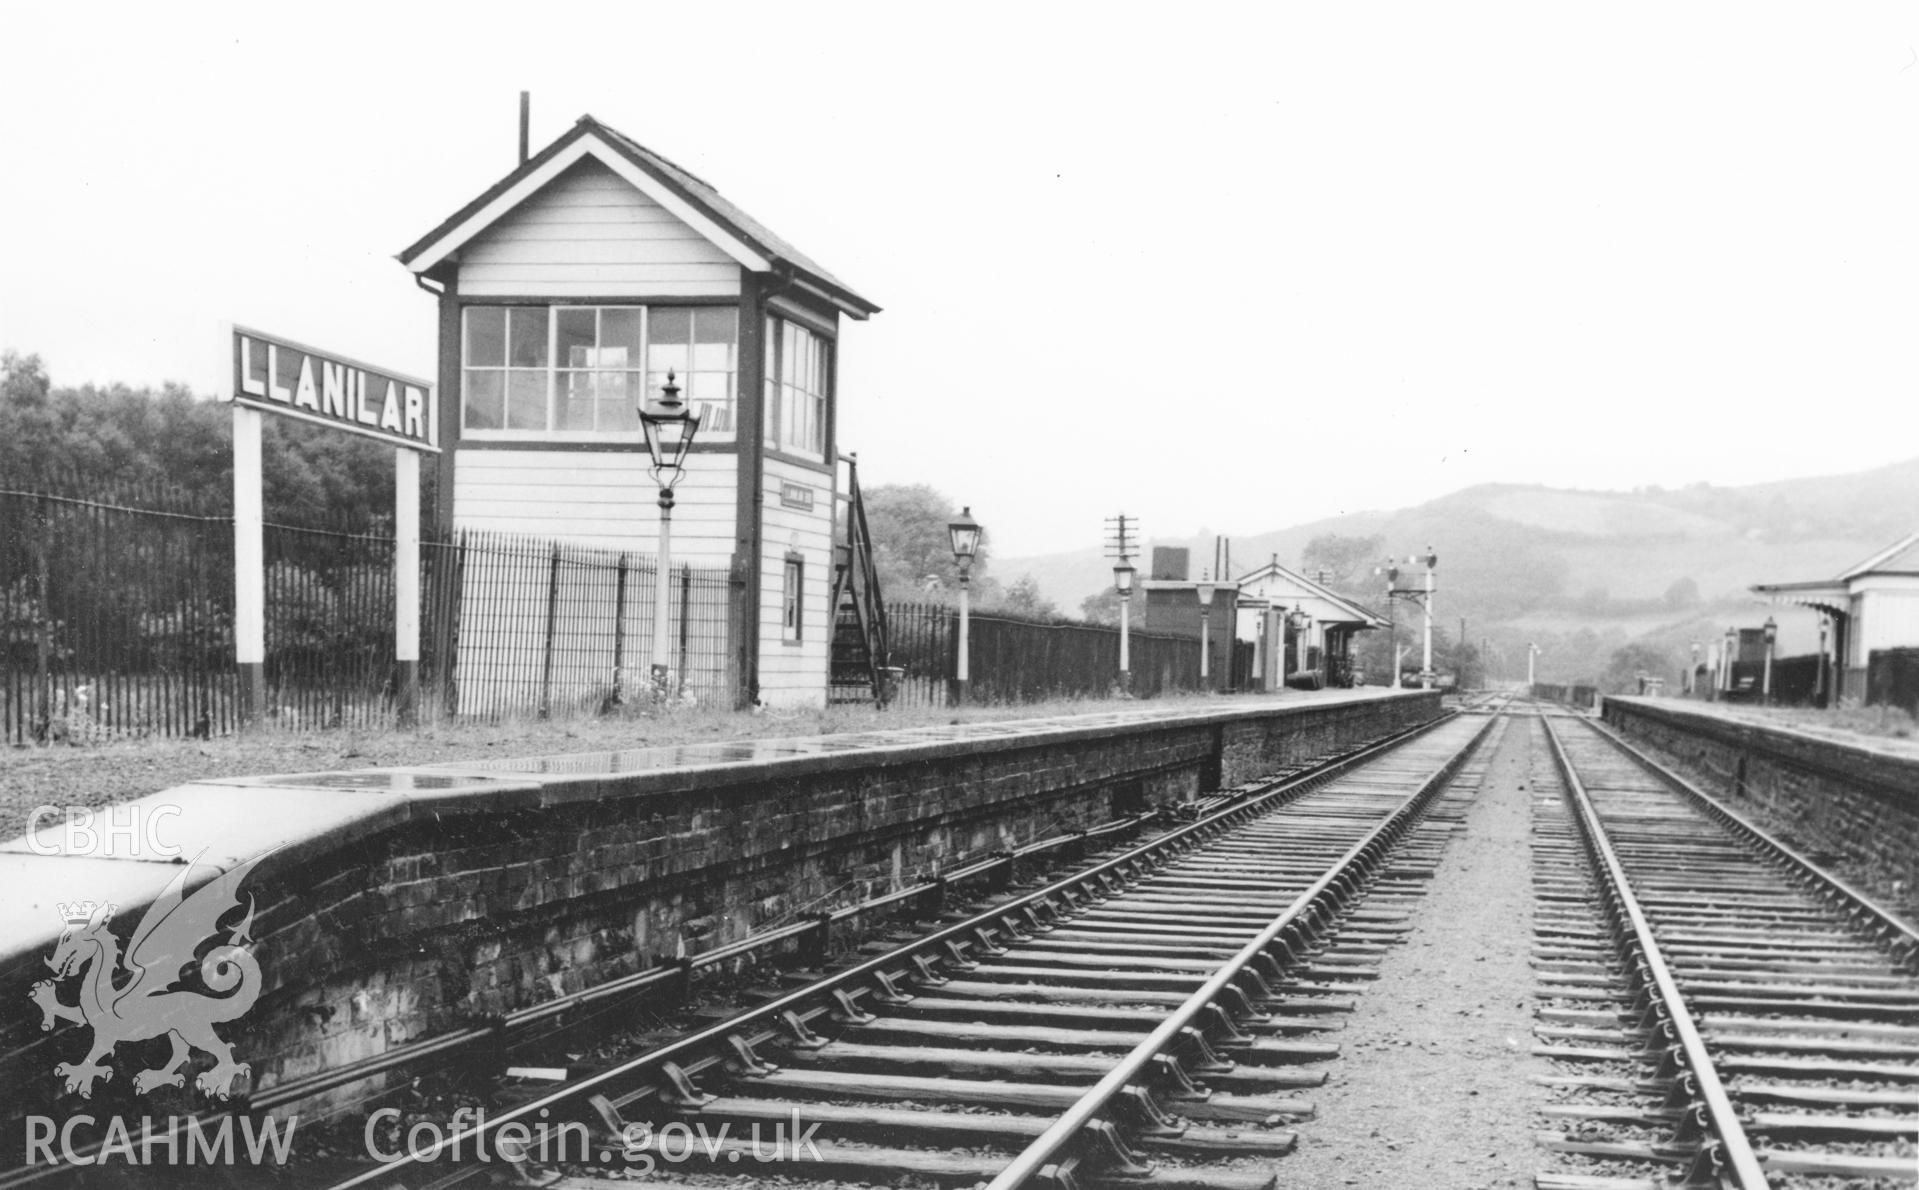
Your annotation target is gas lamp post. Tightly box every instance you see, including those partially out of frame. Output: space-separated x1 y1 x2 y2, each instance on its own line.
638 371 701 697
1114 559 1136 692
1196 581 1216 686
948 507 982 705
1762 616 1778 705
1722 626 1738 697
1817 616 1830 706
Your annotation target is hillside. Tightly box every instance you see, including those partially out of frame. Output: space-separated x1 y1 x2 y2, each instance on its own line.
996 457 1919 685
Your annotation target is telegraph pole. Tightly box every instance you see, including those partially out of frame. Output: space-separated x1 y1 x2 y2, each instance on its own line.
1104 514 1137 694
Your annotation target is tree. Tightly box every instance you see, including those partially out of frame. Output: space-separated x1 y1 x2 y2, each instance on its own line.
1601 642 1673 694
0 354 398 524
863 484 991 602
994 574 1058 619
1080 587 1121 626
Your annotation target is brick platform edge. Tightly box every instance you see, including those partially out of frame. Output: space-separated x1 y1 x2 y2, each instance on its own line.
0 690 1439 1130
1602 697 1919 914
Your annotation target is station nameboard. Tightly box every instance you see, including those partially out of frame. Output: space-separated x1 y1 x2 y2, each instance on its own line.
226 325 438 452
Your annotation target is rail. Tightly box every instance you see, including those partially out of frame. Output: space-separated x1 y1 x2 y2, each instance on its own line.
1588 716 1919 972
1540 713 1771 1189
321 710 1459 1189
987 709 1494 1188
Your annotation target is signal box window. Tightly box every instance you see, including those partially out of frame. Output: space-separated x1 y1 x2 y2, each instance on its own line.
763 318 830 459
782 556 804 643
461 305 737 439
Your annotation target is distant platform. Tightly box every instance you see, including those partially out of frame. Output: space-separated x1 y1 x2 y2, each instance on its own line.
1606 696 1919 766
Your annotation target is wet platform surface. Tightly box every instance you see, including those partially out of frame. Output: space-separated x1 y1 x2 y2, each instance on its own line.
0 688 1425 961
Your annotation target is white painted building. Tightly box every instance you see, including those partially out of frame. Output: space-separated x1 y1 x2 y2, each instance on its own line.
1233 560 1386 689
1752 530 1919 704
400 115 880 707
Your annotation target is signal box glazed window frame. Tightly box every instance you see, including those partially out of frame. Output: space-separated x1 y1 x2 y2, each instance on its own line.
458 300 741 444
781 552 805 645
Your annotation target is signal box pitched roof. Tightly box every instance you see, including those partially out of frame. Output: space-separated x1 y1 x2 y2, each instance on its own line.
399 115 880 319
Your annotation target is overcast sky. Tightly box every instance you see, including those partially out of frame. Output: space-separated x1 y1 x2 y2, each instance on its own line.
3 4 1913 558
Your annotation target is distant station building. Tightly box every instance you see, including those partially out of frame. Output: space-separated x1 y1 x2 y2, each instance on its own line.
1233 558 1384 689
1751 529 1919 704
1135 547 1236 691
399 115 880 707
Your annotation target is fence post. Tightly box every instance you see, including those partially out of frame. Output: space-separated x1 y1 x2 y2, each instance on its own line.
431 533 467 720
676 564 693 697
538 544 561 719
610 552 630 707
944 604 960 708
33 496 52 740
730 556 751 709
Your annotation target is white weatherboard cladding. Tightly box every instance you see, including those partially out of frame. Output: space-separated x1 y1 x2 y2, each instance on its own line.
757 458 834 706
458 158 741 298
453 449 738 563
1858 583 1919 658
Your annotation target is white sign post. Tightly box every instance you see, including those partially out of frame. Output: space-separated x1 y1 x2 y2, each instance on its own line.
222 324 438 727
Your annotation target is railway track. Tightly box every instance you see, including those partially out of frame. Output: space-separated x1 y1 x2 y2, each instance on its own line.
278 710 1499 1190
1531 708 1919 1190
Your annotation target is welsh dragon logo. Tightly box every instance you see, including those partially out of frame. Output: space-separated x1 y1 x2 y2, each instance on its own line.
29 851 269 1100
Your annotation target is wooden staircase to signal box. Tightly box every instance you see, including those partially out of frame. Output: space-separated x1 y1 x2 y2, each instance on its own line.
828 458 891 707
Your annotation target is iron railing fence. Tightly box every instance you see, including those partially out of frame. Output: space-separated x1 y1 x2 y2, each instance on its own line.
883 601 1202 708
1 476 743 741
1 484 238 744
261 522 465 730
447 531 742 719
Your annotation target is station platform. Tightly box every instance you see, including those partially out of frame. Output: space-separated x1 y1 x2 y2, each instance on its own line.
1612 696 1919 763
0 688 1418 959
0 686 1445 1104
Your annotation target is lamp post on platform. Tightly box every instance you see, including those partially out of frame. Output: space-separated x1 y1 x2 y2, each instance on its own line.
1817 617 1830 706
638 371 701 698
1722 626 1738 698
1419 549 1437 690
1196 581 1216 687
1114 560 1136 693
948 507 982 705
1527 642 1540 689
1762 616 1777 705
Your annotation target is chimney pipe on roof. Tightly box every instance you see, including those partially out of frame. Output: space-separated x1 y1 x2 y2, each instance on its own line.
518 92 530 166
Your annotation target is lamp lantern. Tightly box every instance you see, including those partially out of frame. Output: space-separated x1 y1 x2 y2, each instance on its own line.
639 371 702 485
1113 562 1136 600
947 507 982 572
1762 616 1777 647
